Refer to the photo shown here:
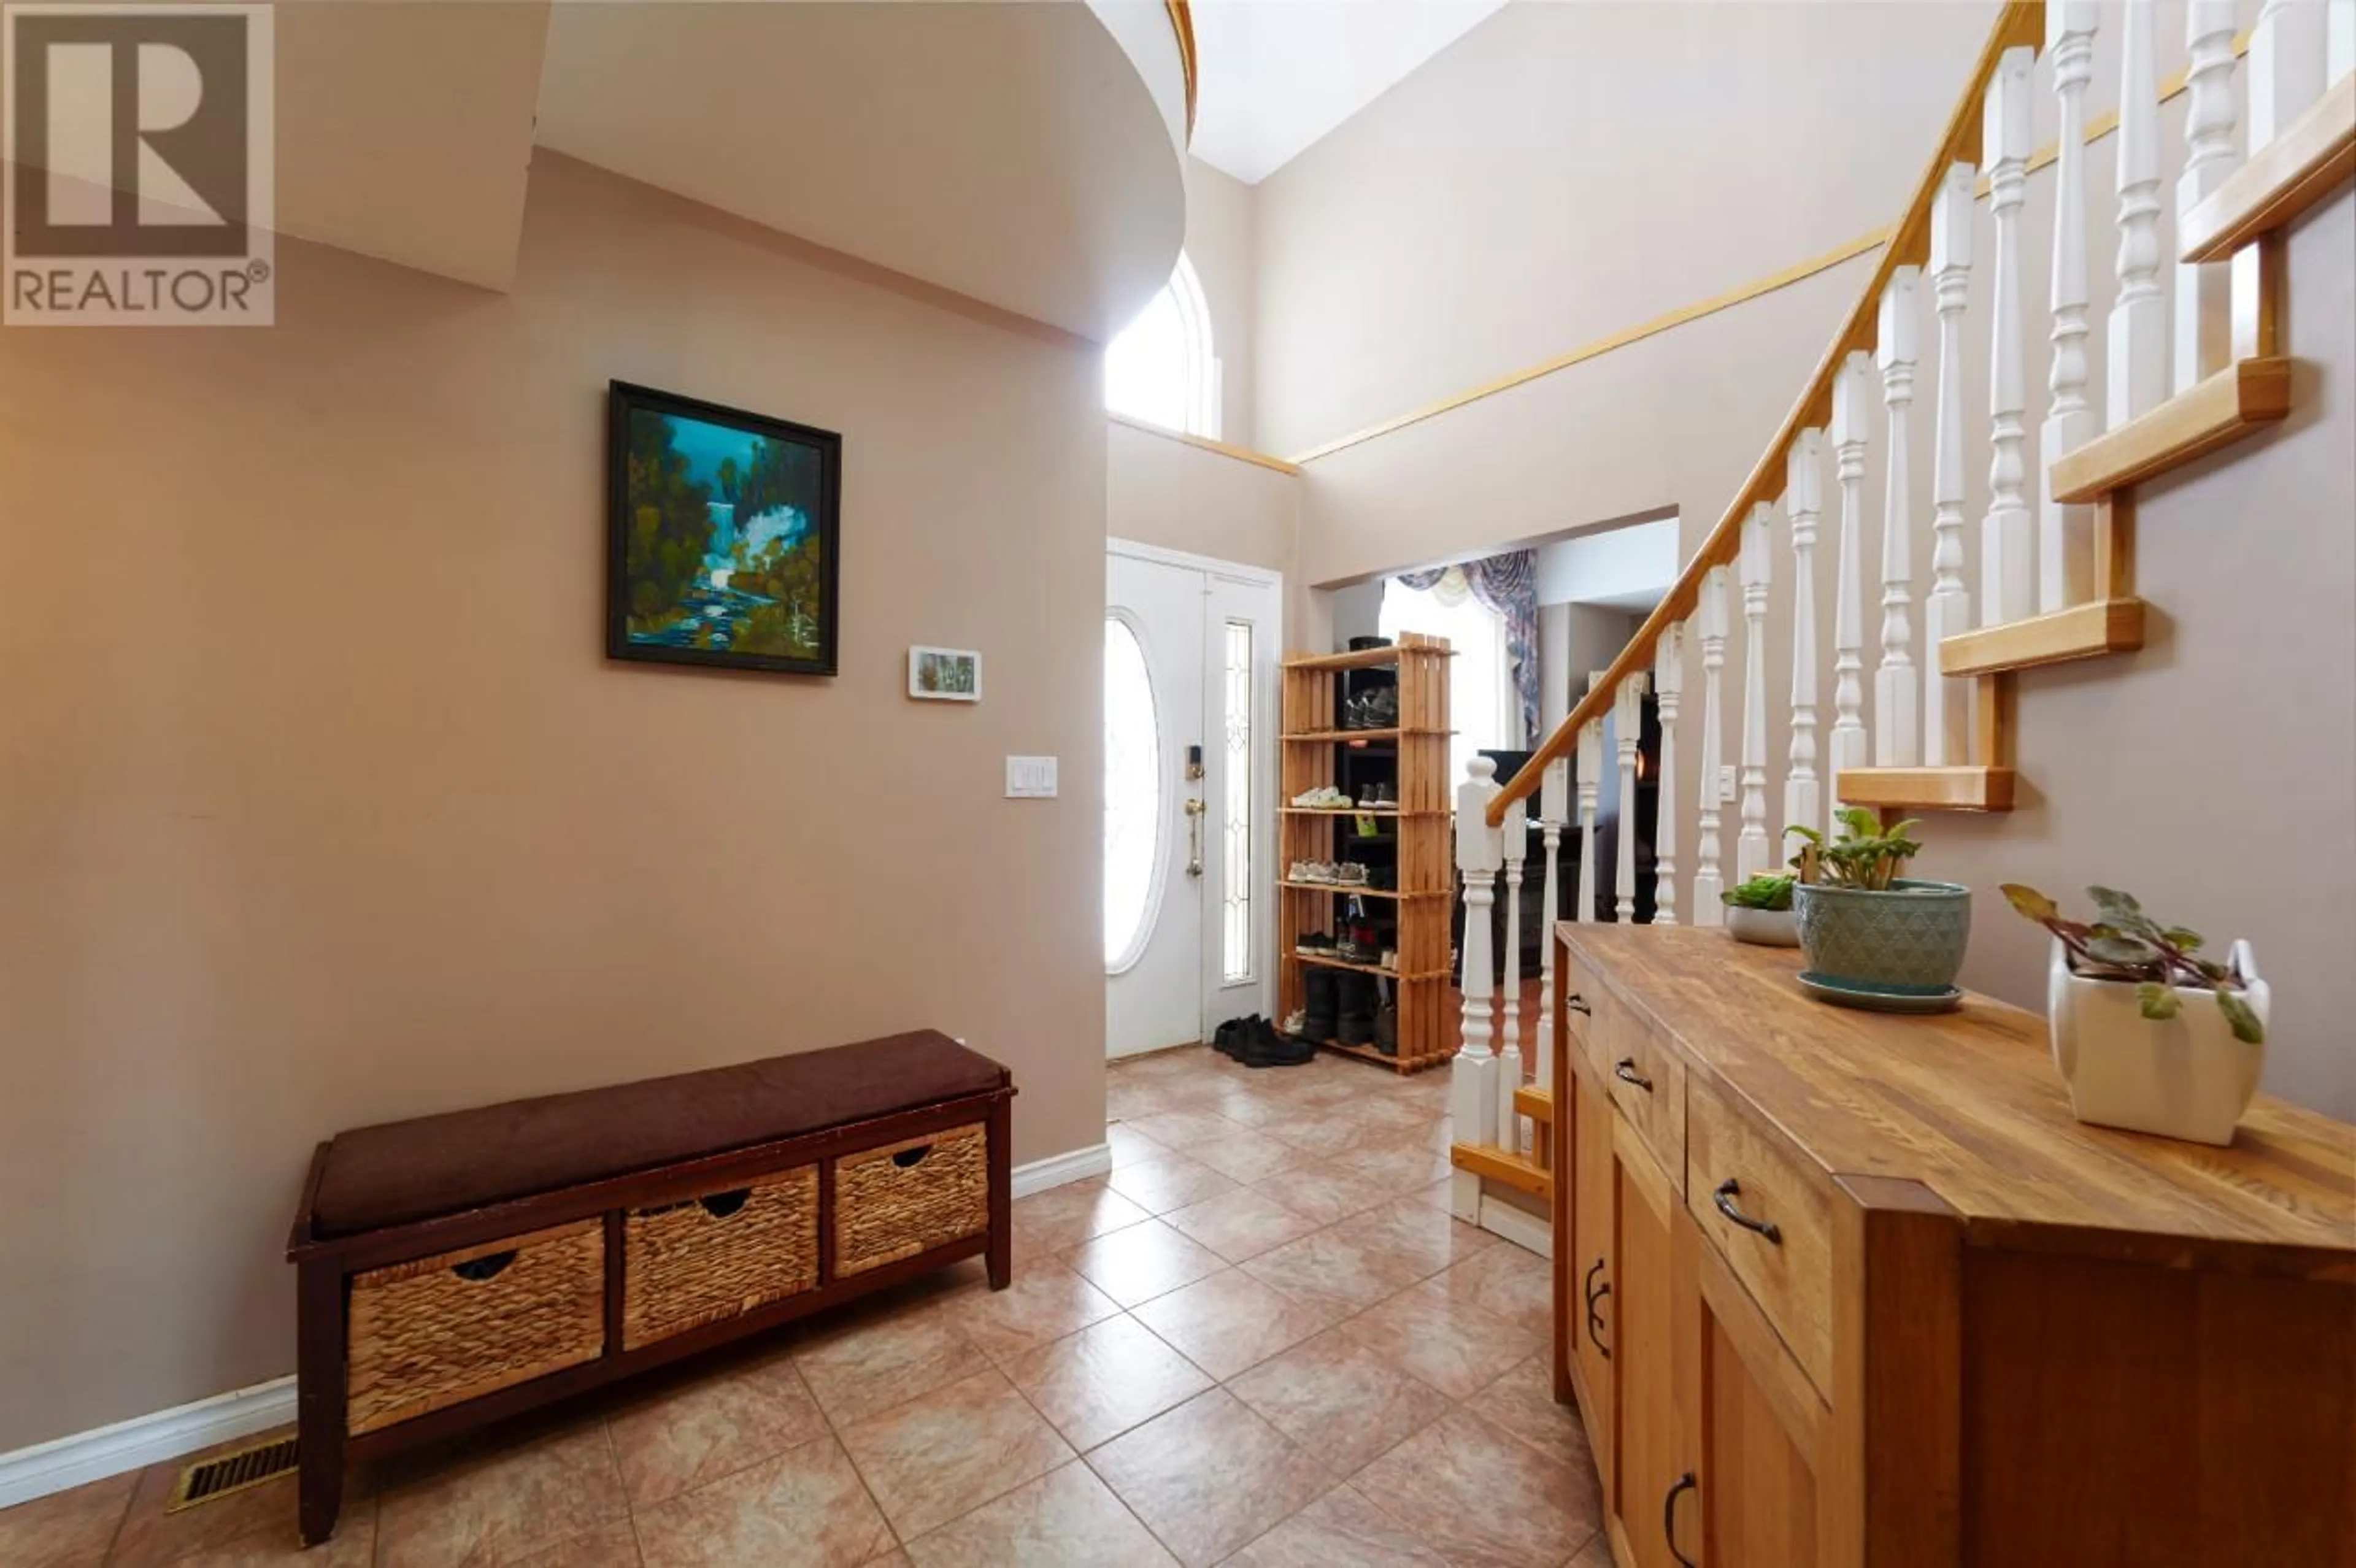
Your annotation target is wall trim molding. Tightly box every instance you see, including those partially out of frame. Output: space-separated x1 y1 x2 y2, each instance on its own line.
1284 32 2251 469
0 1141 1113 1509
1473 1191 1554 1258
1108 412 1303 476
0 1377 298 1512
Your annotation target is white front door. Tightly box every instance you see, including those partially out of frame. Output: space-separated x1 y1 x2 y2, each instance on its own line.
1104 542 1280 1059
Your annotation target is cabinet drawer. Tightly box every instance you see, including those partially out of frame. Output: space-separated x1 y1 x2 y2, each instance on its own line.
833 1123 990 1277
347 1221 604 1435
622 1166 819 1350
1598 1011 1685 1193
1685 1073 1836 1396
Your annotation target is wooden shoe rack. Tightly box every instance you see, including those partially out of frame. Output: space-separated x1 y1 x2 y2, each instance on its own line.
1277 633 1453 1072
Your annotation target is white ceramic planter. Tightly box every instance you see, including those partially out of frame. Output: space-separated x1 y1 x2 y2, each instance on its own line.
1725 906 1800 947
2047 937 2269 1147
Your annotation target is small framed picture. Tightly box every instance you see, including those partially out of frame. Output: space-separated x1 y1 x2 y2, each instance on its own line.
909 646 982 702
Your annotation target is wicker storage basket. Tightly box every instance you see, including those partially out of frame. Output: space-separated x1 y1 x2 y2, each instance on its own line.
622 1166 819 1349
345 1221 603 1435
832 1123 989 1276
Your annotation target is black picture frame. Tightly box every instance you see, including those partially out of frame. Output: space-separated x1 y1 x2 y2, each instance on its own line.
606 380 842 677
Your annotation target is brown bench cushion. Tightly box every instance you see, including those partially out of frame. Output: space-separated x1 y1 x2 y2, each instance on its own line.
310 1031 1008 1238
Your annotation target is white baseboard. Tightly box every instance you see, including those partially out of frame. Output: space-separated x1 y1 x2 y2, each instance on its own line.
0 1376 296 1511
0 1140 1113 1511
1474 1193 1555 1258
1012 1140 1111 1198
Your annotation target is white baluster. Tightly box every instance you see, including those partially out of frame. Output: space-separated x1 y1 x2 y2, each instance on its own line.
1614 675 1649 920
1497 794 1526 1155
2109 6 2167 428
2043 6 2099 613
1926 166 1977 766
1875 268 1920 768
1534 759 1567 1109
1693 567 1730 923
2252 0 2330 148
2332 0 2355 82
2178 4 2241 394
1737 504 1772 883
1829 352 1873 820
1784 431 1824 837
1985 47 2037 625
1652 626 1684 927
1575 698 1603 924
1450 757 1503 1220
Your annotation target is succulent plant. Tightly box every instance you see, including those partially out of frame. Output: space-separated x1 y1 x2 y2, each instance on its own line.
1722 874 1796 911
2001 883 2264 1044
1784 807 1922 891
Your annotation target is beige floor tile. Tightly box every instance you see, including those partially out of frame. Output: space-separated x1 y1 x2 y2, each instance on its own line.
1225 1329 1455 1478
1328 1194 1500 1282
1128 1270 1342 1382
932 1256 1123 1366
1104 1124 1170 1167
1122 1109 1242 1149
0 1470 134 1568
1084 1390 1329 1568
1009 1182 1153 1254
1436 1243 1555 1339
1157 1188 1323 1264
1338 1278 1539 1399
158 1505 380 1568
107 1428 314 1568
1327 1137 1460 1197
507 1518 645 1567
1103 1153 1239 1216
1186 1128 1312 1184
1352 1410 1602 1568
1063 1220 1228 1309
901 1461 1175 1568
375 1421 630 1568
607 1344 830 1508
836 1369 1074 1539
791 1301 991 1427
999 1315 1213 1451
1239 1227 1426 1314
1222 1485 1447 1568
1471 1353 1595 1467
1247 1158 1390 1226
632 1435 893 1568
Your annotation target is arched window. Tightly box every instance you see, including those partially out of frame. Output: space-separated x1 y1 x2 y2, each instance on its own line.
1105 252 1221 439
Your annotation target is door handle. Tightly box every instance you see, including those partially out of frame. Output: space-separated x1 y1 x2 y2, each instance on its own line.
1582 1258 1611 1360
1663 1472 1698 1567
1183 795 1205 876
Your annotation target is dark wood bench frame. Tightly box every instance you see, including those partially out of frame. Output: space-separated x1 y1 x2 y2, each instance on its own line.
285 1085 1014 1545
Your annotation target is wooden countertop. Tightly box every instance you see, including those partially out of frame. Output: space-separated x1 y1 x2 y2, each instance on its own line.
1558 924 2356 1277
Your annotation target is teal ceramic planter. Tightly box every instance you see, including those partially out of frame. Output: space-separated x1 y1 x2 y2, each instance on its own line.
1792 878 1972 989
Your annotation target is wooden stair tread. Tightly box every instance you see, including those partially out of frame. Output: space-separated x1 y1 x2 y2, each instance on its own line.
1939 599 2146 678
1834 766 2016 813
2182 75 2356 264
1449 1141 1552 1201
2050 358 2292 504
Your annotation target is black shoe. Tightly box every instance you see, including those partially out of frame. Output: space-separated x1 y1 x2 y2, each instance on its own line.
1374 1005 1397 1056
1212 1015 1257 1060
1242 1017 1317 1068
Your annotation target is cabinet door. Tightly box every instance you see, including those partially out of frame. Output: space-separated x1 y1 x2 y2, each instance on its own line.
1694 1226 1826 1568
1612 1121 1695 1568
1568 1064 1617 1482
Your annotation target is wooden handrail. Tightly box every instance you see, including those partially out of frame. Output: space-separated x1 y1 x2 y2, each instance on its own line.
1165 1 1198 141
1488 0 2047 827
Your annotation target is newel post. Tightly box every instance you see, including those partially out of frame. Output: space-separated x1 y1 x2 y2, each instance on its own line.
1450 756 1504 1219
1496 790 1529 1155
1535 758 1568 1099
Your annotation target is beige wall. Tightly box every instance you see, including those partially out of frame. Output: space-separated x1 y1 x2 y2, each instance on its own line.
0 153 1109 1451
1106 420 1296 578
1182 156 1261 448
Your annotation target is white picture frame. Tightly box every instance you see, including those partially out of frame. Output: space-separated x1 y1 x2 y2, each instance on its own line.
907 645 982 702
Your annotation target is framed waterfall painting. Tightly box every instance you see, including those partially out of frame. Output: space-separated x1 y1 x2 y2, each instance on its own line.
606 380 842 676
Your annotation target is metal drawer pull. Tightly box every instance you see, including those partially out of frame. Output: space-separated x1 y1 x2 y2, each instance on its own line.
1565 994 1592 1015
1583 1258 1612 1359
1664 1472 1698 1567
1712 1178 1783 1243
1614 1058 1653 1092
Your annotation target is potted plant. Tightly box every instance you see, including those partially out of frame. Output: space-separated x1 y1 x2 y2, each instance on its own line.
1721 874 1799 946
2002 884 2268 1146
1784 809 1971 1007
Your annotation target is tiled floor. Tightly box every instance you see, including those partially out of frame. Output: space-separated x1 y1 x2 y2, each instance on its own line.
1 1045 1601 1567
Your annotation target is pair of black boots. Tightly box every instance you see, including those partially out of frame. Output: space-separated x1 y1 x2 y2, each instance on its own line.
1301 967 1340 1041
1213 1014 1316 1069
1335 972 1381 1047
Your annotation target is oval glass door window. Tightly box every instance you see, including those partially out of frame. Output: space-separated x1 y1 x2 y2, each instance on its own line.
1104 615 1163 970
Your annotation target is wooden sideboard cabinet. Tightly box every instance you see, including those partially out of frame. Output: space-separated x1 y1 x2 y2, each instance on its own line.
1549 924 2356 1568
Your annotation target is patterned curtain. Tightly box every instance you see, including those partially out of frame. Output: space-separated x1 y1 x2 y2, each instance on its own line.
1394 551 1541 745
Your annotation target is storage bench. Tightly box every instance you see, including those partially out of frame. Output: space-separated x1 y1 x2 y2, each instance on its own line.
285 1030 1014 1544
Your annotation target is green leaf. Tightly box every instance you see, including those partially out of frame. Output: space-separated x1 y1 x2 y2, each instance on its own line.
1784 825 1823 845
2136 982 2182 1021
2088 885 2144 921
2161 926 2205 952
2215 988 2265 1045
2088 933 2162 967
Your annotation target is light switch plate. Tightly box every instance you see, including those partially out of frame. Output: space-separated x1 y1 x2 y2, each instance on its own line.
1006 756 1059 799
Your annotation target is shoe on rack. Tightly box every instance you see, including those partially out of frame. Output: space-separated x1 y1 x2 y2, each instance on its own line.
1370 783 1398 809
1291 785 1351 809
1282 1009 1307 1036
1302 968 1339 1040
1295 931 1337 959
1374 1004 1397 1056
1333 861 1370 886
1380 948 1398 972
1366 688 1399 728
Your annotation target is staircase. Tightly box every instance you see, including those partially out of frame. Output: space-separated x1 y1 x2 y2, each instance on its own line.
1446 0 2356 1236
